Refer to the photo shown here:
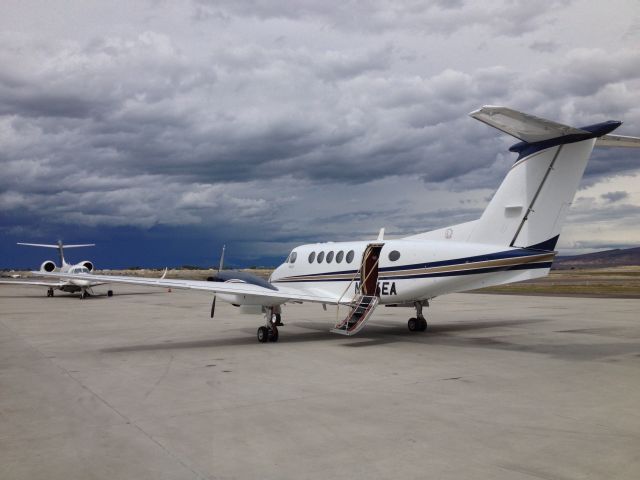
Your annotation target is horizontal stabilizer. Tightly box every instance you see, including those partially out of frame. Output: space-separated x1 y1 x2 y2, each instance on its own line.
596 134 640 148
469 106 589 143
17 243 95 248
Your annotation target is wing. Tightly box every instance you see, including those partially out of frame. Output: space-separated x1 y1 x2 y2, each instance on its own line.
469 106 589 143
0 279 66 287
31 271 345 305
0 279 107 288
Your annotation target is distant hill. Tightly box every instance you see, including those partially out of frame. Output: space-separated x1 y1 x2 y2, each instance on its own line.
553 246 640 269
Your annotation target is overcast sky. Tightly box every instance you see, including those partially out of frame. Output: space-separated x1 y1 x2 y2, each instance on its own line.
1 0 639 268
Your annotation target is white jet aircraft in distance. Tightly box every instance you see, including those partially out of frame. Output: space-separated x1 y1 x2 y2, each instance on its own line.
2 241 113 299
36 106 640 341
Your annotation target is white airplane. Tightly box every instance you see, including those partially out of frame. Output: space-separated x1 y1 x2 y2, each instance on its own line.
35 106 640 341
2 241 113 299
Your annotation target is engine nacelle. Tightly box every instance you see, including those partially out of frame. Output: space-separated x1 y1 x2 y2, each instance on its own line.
79 261 94 272
40 260 57 273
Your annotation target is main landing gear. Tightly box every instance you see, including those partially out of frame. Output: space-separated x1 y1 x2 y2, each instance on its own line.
257 307 280 343
47 288 54 297
407 301 428 332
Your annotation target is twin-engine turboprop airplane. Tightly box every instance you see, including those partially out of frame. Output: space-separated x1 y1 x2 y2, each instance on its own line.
1 241 112 299
35 106 640 341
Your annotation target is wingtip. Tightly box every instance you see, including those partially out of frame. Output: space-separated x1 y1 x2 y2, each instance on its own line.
469 105 502 117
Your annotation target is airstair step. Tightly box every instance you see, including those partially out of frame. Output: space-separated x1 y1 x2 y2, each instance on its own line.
331 295 379 336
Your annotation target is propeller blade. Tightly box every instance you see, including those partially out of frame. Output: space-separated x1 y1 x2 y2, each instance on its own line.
210 295 216 318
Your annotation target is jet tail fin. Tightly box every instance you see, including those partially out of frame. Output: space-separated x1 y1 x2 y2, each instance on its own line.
465 106 629 249
18 241 95 267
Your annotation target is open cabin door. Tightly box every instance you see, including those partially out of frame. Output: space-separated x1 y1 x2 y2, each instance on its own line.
359 243 383 296
331 243 384 336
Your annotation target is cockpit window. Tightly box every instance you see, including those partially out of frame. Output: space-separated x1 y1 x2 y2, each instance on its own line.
290 251 297 263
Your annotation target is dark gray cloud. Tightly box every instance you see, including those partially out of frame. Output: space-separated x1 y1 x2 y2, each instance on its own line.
0 0 639 262
601 191 629 203
193 0 572 37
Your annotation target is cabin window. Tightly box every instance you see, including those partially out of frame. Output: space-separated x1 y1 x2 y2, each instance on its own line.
346 250 355 263
317 251 325 263
308 252 316 263
290 251 297 263
326 251 334 263
336 251 344 263
389 250 401 261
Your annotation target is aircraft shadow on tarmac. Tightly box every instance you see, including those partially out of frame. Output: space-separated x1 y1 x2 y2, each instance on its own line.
102 317 640 361
102 318 541 352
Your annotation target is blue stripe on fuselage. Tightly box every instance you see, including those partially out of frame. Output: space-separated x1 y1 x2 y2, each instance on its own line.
273 247 554 284
278 247 551 281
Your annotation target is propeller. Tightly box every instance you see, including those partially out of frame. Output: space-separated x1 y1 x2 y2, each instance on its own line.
210 245 225 318
210 295 216 318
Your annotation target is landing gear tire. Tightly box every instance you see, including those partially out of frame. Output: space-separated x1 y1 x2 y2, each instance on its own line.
418 317 428 332
268 327 279 343
257 326 269 343
408 318 418 332
257 325 279 343
47 288 54 297
410 301 428 333
107 290 113 297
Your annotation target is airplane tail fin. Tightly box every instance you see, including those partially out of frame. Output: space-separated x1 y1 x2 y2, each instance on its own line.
462 106 640 250
17 241 95 267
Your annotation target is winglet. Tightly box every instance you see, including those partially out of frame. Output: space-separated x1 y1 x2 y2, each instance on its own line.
160 268 168 279
377 228 385 241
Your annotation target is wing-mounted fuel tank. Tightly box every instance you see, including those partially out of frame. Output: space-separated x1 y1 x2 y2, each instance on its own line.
40 260 57 272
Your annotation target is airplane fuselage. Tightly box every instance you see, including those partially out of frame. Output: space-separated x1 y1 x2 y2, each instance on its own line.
270 239 554 304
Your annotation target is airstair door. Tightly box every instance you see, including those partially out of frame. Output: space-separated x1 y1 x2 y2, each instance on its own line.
331 243 384 336
359 242 384 296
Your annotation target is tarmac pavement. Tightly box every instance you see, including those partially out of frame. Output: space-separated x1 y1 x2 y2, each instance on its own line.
1 284 639 479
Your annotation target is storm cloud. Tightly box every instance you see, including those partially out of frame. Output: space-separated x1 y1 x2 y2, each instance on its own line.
1 0 639 266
